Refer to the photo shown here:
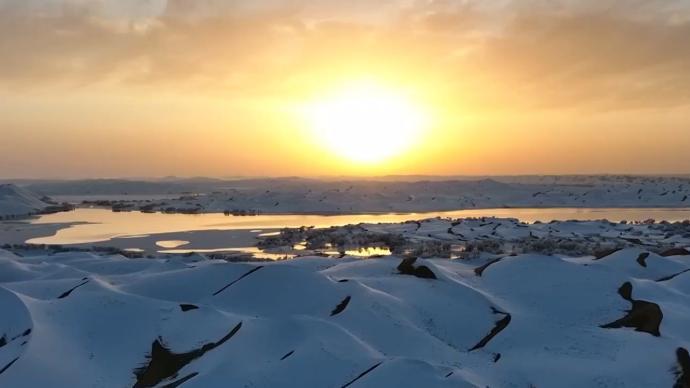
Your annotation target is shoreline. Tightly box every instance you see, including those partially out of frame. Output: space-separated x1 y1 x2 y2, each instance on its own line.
65 204 690 217
5 208 690 258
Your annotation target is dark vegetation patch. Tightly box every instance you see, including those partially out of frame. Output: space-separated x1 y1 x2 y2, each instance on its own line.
341 362 384 388
469 308 512 351
179 304 198 312
133 322 242 388
675 348 690 388
330 296 351 317
212 266 264 296
57 279 90 299
280 351 295 361
600 282 663 337
636 252 651 268
397 258 437 279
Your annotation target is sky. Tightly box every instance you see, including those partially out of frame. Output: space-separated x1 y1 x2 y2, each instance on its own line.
1 0 690 178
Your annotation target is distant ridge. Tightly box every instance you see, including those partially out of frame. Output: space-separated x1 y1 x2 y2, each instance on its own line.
0 184 51 219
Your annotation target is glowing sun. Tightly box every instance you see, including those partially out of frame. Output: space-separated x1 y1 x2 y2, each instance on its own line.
305 82 428 164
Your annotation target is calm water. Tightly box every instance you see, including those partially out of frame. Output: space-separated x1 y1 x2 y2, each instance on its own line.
24 207 690 246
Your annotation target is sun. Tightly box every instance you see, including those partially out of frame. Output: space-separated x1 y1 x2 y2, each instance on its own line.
304 82 428 164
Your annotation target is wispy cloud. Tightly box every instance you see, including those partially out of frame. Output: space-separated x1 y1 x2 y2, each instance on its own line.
1 0 690 110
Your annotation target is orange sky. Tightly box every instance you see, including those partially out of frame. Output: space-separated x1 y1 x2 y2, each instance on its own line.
1 0 690 178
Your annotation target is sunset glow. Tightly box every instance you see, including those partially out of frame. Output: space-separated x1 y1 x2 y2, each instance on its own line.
305 82 428 164
1 1 690 178
2 3 690 386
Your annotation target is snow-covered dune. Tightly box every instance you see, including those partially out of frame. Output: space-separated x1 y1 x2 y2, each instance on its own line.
0 248 688 387
0 184 52 219
80 176 690 214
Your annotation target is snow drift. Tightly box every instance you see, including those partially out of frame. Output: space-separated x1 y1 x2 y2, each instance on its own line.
0 247 688 387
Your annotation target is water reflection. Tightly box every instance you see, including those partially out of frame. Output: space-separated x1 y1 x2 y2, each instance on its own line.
344 246 392 257
155 240 190 249
26 207 690 247
293 242 308 251
14 207 690 261
158 246 296 261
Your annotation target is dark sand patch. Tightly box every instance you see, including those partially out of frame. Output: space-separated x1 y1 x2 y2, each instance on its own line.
0 328 31 350
0 358 19 376
330 296 351 317
212 266 264 296
601 282 663 337
179 304 199 312
661 248 690 257
10 329 31 341
675 348 690 388
397 258 437 279
133 322 242 388
341 362 384 388
57 279 89 299
636 252 650 268
657 269 690 282
474 258 504 277
161 372 199 388
594 248 622 260
469 308 512 351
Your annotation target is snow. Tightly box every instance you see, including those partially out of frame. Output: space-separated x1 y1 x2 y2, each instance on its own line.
28 176 690 214
0 244 688 387
261 217 690 261
0 184 51 219
133 176 690 213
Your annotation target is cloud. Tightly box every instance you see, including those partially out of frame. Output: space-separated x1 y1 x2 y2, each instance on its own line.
473 7 690 109
1 0 689 110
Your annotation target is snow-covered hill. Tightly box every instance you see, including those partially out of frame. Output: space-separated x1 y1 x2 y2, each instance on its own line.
0 248 688 387
83 176 690 214
0 184 52 219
